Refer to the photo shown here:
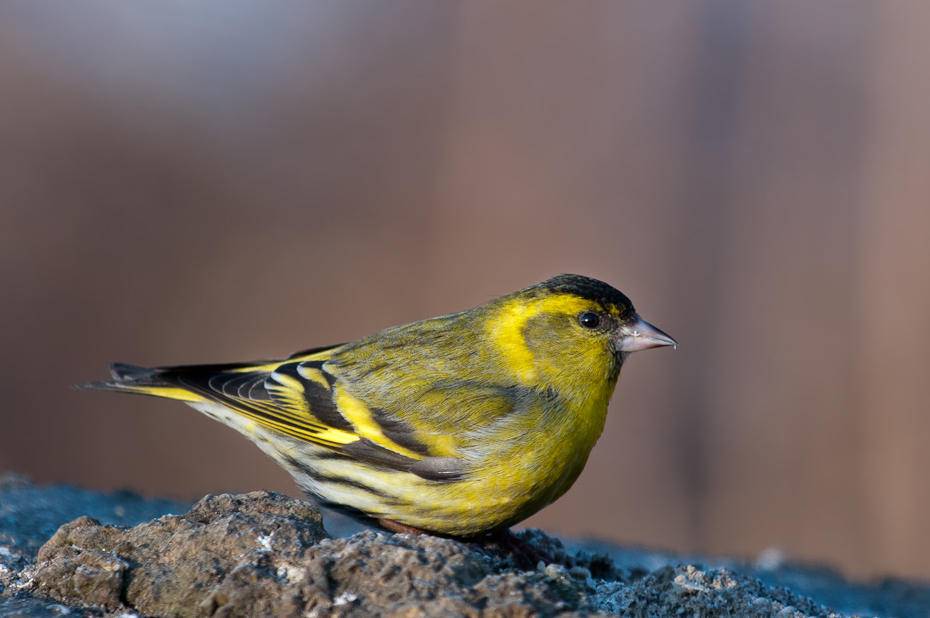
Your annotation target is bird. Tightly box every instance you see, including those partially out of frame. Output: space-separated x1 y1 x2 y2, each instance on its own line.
78 274 676 538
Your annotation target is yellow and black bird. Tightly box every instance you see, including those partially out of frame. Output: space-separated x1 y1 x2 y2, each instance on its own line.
79 274 676 537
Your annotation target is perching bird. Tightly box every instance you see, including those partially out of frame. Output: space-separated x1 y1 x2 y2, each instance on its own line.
79 274 676 537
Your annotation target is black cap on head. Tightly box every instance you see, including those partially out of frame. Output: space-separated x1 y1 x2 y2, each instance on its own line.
534 274 633 312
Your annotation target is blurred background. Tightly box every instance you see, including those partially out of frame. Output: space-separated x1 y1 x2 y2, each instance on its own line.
2 0 928 581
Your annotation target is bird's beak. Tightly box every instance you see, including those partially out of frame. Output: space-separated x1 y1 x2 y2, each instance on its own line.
615 315 678 353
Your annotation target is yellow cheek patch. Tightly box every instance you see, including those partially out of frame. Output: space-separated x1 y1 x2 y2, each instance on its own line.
485 296 596 383
485 300 538 382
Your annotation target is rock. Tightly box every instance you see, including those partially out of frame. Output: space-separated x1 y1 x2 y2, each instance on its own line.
1 477 930 617
591 565 834 617
29 490 593 617
35 491 329 616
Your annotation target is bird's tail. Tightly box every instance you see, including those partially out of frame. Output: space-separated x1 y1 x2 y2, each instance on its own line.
75 363 205 402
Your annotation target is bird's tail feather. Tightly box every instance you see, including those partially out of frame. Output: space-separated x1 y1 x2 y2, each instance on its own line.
75 363 205 402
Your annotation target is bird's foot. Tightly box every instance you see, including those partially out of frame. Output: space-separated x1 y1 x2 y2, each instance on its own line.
471 529 555 571
376 520 553 571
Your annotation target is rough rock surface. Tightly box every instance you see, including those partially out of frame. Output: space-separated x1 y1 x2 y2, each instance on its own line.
1 477 929 617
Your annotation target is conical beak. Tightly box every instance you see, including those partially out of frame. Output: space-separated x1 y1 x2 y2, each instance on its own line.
615 315 678 353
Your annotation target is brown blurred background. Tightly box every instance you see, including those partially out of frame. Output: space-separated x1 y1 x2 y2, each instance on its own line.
2 1 929 580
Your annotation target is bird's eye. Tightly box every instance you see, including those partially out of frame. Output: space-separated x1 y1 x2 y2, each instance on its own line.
579 312 601 329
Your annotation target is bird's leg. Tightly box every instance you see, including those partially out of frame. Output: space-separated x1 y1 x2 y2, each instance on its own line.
377 518 428 535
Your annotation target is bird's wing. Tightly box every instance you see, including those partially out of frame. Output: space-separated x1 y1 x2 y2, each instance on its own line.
151 348 474 482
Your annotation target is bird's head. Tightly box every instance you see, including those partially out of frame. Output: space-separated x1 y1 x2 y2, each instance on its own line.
485 274 677 388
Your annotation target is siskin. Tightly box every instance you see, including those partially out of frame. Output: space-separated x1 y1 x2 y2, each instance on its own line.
79 274 676 537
